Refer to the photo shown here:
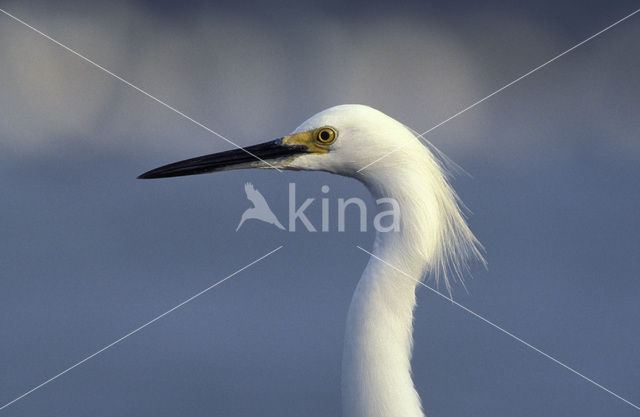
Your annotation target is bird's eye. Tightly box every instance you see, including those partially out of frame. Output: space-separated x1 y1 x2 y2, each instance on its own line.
316 127 337 145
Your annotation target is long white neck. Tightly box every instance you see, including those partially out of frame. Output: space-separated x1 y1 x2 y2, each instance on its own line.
342 228 426 417
341 136 483 417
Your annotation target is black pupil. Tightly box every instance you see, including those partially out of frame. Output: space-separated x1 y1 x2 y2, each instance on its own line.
320 131 330 141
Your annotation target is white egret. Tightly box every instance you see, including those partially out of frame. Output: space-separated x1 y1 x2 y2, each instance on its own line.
139 104 484 417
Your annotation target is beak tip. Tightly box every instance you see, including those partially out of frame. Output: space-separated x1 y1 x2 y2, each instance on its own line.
137 172 154 179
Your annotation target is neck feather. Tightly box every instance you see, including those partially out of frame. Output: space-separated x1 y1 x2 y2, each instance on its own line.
342 232 425 417
342 138 483 417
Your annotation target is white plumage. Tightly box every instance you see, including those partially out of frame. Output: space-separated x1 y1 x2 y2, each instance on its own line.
287 105 484 417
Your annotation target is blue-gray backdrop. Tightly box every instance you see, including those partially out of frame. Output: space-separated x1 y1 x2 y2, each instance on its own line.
1 1 639 416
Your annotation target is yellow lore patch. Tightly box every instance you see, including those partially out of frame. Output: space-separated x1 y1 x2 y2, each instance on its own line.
282 126 337 154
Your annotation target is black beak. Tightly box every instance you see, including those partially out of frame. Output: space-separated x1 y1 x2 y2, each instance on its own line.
138 138 308 179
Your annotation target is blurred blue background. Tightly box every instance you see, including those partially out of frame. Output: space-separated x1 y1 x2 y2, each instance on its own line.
1 1 639 416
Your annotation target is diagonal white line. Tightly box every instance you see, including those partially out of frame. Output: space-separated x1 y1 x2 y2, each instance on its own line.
0 245 283 412
0 8 283 172
356 8 640 173
356 245 640 412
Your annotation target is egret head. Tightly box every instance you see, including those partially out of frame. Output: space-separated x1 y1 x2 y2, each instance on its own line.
138 104 421 182
139 104 484 293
